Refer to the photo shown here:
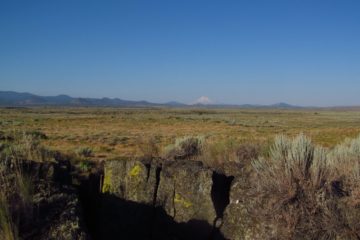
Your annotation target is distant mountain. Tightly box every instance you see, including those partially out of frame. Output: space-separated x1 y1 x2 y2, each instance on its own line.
192 96 213 105
269 102 301 108
0 91 160 107
0 91 304 108
189 103 301 109
189 100 301 109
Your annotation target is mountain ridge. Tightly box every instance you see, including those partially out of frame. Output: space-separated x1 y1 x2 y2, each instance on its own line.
0 90 315 109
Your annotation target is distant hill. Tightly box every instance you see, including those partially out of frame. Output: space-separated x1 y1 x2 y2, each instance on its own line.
189 102 302 109
0 91 160 107
269 102 303 109
0 91 304 108
164 101 188 107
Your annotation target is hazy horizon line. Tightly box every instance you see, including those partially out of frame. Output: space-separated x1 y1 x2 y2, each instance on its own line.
2 89 360 108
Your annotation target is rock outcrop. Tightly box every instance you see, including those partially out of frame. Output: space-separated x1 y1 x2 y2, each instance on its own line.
220 178 257 240
0 156 253 240
101 158 244 240
0 158 88 240
156 160 216 225
102 158 159 204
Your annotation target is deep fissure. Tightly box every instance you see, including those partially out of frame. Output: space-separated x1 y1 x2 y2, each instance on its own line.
211 172 234 219
153 166 162 205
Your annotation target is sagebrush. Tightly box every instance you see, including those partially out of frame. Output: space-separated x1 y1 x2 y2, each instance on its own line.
251 134 360 239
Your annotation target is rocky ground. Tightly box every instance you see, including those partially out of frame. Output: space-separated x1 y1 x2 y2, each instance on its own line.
0 156 257 240
100 158 254 240
0 158 88 240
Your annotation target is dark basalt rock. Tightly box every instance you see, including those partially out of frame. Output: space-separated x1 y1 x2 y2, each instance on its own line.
156 160 217 225
102 157 159 205
0 159 89 240
0 156 251 240
220 178 259 240
100 158 243 240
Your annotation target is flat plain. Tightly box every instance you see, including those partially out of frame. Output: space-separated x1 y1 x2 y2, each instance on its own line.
1 107 360 159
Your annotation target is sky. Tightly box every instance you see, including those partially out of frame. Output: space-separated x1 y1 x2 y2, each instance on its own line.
0 0 360 106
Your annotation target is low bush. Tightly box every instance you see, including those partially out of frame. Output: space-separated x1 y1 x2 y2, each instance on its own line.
75 147 93 158
201 138 237 167
235 143 260 164
78 160 92 172
25 130 47 140
201 139 260 169
0 132 54 162
251 134 360 239
136 136 160 159
164 136 204 160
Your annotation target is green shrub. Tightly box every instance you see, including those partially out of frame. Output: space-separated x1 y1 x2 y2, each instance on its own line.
78 160 92 172
75 147 93 158
25 130 47 140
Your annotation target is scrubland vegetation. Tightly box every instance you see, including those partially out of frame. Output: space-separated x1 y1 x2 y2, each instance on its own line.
157 133 360 239
1 107 360 160
2 107 360 239
0 131 89 239
0 133 42 240
251 134 360 239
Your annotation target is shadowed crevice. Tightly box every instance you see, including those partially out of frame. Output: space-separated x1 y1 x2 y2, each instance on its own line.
211 172 234 219
153 166 162 205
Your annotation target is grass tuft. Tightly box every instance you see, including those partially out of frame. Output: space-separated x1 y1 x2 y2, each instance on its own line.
0 193 18 240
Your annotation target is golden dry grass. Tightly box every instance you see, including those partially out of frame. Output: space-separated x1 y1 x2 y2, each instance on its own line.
1 107 360 159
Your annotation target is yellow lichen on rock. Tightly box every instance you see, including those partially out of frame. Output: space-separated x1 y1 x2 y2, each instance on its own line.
129 164 142 177
174 193 193 208
102 168 112 193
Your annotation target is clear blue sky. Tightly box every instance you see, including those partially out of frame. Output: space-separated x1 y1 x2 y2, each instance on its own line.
1 0 359 106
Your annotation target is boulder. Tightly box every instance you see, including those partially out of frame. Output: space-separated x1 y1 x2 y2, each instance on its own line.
100 158 258 239
156 160 217 225
101 158 222 239
102 157 160 205
220 178 261 240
